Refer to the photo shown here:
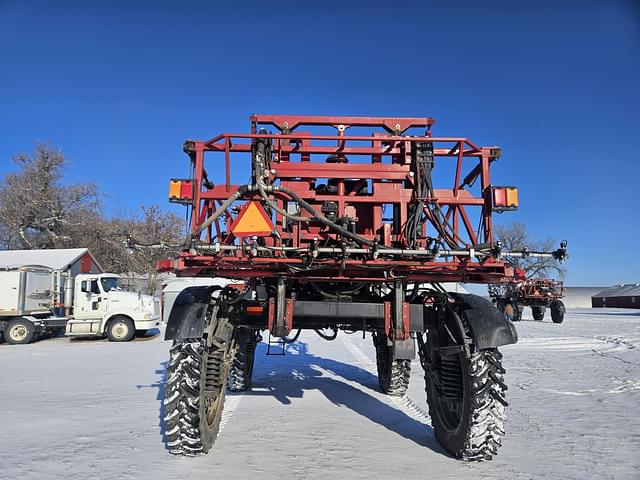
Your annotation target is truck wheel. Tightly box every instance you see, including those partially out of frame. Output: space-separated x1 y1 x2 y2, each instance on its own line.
227 328 259 392
550 300 565 324
106 316 135 342
512 303 522 322
423 323 507 460
163 304 233 455
373 331 410 396
5 318 36 345
531 306 545 321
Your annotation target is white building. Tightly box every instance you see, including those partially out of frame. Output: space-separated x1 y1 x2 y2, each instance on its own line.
0 248 102 274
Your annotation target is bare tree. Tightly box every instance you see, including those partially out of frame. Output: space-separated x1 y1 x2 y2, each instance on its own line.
79 206 184 291
494 222 565 279
0 144 184 289
0 144 98 249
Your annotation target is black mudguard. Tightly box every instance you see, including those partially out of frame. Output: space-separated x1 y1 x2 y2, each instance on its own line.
449 293 518 350
164 286 219 341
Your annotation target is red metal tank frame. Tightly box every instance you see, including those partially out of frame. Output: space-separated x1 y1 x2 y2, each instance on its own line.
164 114 520 283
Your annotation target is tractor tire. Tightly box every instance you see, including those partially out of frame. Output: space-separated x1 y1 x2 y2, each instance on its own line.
5 318 36 345
373 332 410 396
422 316 508 461
106 316 135 342
227 328 259 392
512 303 522 322
531 306 546 321
163 305 233 455
425 348 507 460
550 300 565 324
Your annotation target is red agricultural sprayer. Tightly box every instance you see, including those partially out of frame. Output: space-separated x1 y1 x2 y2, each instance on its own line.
154 114 567 460
489 274 566 323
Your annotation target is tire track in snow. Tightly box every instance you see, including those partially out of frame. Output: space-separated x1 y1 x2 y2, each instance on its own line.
219 394 242 434
340 335 432 426
513 335 638 353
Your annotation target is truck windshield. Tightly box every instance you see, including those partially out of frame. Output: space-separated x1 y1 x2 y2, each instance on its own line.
100 277 121 292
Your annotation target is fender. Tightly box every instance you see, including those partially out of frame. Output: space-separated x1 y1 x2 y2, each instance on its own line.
165 286 220 341
449 293 518 349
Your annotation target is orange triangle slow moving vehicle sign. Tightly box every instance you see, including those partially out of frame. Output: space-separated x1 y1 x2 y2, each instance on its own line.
230 201 274 237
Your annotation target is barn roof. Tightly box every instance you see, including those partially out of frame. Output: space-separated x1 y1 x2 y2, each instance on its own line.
592 284 640 298
0 248 102 271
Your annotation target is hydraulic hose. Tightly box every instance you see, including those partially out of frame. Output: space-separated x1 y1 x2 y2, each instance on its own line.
189 184 251 240
252 135 373 246
272 185 374 247
315 327 338 341
186 181 373 248
252 136 310 223
256 178 310 222
283 329 302 343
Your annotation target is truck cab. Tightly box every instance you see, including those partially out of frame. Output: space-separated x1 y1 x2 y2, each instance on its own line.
65 273 160 341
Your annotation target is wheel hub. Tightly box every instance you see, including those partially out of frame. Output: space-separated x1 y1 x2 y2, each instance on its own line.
112 322 128 339
10 325 27 341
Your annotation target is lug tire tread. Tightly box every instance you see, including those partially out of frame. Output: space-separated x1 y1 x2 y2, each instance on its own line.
426 348 507 461
163 334 228 456
374 333 411 396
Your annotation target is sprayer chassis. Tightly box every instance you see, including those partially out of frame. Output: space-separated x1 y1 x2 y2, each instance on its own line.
159 114 566 460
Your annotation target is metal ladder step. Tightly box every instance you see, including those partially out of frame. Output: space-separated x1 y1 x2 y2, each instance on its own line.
266 332 286 356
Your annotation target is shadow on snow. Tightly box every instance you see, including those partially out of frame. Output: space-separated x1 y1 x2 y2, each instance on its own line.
245 341 444 453
145 339 446 456
137 361 169 451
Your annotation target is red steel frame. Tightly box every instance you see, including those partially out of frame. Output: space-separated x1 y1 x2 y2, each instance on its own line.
167 114 514 283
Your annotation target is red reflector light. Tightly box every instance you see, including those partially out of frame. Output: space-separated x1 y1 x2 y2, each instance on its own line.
169 179 193 204
492 186 518 211
246 305 264 315
156 259 173 272
227 281 246 290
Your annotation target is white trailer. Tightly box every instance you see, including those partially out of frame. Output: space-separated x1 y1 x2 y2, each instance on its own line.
0 266 67 344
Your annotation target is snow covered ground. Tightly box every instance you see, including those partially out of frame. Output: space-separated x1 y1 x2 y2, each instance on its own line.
1 308 639 480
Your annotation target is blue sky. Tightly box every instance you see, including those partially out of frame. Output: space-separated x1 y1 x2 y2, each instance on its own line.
0 0 638 286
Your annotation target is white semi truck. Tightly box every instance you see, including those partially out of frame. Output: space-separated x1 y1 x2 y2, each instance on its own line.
0 266 160 344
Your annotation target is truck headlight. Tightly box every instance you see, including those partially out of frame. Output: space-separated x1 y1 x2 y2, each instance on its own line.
144 313 153 320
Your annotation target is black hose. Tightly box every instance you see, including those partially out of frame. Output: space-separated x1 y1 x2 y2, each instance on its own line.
251 135 374 247
190 184 250 238
315 328 338 341
252 136 310 222
275 185 374 247
310 282 365 299
283 329 302 343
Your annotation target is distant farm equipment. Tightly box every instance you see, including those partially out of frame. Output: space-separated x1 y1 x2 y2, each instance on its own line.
489 273 566 323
